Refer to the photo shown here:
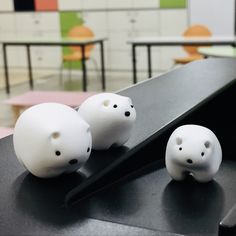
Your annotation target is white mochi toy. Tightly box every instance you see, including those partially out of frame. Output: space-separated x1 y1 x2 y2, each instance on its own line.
13 103 92 178
165 124 222 182
78 93 136 150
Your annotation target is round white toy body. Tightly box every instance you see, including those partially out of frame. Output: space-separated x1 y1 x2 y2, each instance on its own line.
78 93 136 150
165 125 222 182
13 103 92 178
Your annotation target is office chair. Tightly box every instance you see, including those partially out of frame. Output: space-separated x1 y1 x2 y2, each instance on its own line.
174 24 212 64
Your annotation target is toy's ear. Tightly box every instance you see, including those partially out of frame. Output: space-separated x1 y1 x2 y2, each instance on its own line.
176 137 182 145
102 99 110 107
204 140 211 148
51 131 60 139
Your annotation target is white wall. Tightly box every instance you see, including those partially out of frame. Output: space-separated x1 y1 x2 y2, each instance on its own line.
188 0 235 36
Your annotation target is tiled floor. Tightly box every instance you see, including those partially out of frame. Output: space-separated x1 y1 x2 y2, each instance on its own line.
0 69 145 128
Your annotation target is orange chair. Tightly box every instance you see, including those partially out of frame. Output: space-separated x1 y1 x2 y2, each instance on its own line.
60 25 95 84
174 25 212 64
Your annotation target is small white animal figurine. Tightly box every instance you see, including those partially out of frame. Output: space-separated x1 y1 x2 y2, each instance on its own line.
13 103 92 178
78 93 136 150
165 124 222 182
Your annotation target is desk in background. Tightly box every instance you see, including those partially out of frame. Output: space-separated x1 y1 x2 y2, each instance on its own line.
198 46 236 58
127 36 236 83
1 37 107 94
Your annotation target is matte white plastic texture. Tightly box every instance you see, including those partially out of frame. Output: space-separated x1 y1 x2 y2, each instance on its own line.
78 93 136 150
13 103 92 178
165 124 222 182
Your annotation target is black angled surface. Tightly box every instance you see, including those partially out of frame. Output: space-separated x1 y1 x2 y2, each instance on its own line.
1 58 236 236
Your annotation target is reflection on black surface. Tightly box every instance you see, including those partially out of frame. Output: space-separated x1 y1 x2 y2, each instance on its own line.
73 179 141 219
14 171 86 226
162 177 224 235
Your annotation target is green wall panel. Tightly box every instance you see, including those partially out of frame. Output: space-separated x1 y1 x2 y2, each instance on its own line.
160 0 186 8
60 12 83 70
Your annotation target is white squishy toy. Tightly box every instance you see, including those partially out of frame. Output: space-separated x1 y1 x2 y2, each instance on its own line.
78 93 136 150
13 103 92 178
165 125 222 182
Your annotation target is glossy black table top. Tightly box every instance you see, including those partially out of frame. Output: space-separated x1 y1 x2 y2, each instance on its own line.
1 58 236 236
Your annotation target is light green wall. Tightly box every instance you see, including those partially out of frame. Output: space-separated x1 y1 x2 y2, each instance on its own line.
60 12 83 69
160 0 186 8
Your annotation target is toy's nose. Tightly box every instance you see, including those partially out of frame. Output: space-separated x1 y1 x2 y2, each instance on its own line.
69 159 78 165
186 159 193 164
125 111 130 117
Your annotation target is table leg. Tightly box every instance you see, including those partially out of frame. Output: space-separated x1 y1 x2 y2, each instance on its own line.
147 45 152 78
100 41 106 91
26 45 33 90
132 44 137 84
2 44 10 94
81 45 87 91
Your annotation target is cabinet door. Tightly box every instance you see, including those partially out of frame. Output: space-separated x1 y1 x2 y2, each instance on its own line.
133 0 159 8
82 12 108 32
31 47 62 69
0 0 14 11
35 0 58 11
107 11 134 31
58 0 83 10
82 0 107 9
0 14 16 40
133 11 160 31
107 0 133 9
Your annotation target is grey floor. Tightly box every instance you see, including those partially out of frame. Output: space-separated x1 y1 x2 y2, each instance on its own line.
0 69 145 128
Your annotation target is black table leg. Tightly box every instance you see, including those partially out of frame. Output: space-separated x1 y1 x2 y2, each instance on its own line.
26 45 33 90
2 44 10 94
132 44 137 84
147 45 152 78
100 41 106 91
81 45 87 91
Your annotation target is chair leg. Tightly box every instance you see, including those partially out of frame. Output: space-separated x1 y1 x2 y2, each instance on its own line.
59 60 64 88
90 57 101 84
69 61 72 81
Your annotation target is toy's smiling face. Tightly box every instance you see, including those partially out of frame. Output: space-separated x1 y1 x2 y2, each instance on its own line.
165 125 222 182
43 125 92 174
169 135 213 169
77 93 137 150
13 102 92 178
101 95 136 124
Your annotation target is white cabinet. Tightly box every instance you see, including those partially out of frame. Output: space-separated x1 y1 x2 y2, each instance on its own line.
107 0 133 9
0 0 14 11
82 12 108 32
133 0 159 8
82 0 107 9
107 11 135 31
14 13 61 69
58 0 83 10
132 11 160 31
0 13 16 40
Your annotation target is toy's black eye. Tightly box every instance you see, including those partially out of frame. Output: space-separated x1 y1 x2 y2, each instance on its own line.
113 104 118 108
201 152 205 156
131 105 134 108
55 151 61 156
179 147 182 151
87 147 90 152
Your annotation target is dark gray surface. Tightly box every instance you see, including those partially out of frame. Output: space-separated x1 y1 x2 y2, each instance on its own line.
75 160 236 235
1 58 236 236
67 58 236 204
0 136 159 236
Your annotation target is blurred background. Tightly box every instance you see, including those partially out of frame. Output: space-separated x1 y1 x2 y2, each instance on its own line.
0 0 235 134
